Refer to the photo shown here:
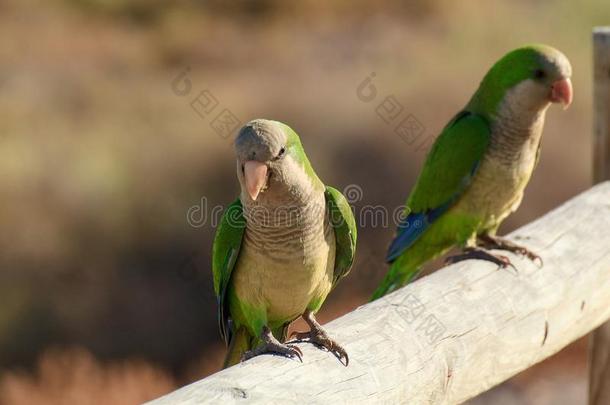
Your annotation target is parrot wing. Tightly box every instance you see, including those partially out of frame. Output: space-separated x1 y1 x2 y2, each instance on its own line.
212 198 246 344
325 186 357 286
386 111 491 262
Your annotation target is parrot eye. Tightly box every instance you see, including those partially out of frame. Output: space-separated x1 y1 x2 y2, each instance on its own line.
274 147 286 160
533 69 546 80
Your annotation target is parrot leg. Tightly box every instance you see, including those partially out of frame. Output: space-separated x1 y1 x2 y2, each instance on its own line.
241 326 303 363
290 310 349 366
477 234 543 266
445 247 516 271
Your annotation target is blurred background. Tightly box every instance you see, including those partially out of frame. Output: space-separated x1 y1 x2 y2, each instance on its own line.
0 0 606 403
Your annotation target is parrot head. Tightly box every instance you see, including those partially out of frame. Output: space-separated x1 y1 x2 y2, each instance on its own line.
234 119 321 203
470 44 573 117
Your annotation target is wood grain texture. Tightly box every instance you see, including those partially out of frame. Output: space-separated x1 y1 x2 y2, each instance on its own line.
590 27 610 405
150 182 610 405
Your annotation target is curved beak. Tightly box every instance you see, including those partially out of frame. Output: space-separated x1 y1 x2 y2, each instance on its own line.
243 161 268 201
550 77 573 109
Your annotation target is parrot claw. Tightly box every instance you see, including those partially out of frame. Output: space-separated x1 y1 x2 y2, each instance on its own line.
241 326 303 363
290 310 349 366
445 247 517 273
477 235 544 268
241 342 303 363
532 255 544 268
516 248 543 267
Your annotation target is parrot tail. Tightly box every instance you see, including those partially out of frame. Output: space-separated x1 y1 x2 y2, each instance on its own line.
371 238 452 301
222 323 291 368
223 326 252 368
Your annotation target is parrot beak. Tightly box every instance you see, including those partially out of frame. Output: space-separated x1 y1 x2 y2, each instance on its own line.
243 161 268 201
550 77 573 109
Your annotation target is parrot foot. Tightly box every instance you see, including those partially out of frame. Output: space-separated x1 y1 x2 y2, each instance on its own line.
290 310 349 366
478 234 543 267
241 326 303 363
445 247 517 272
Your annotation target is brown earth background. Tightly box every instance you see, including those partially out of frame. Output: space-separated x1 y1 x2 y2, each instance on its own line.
0 0 606 404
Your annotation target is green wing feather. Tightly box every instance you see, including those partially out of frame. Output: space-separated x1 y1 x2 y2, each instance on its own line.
407 111 491 213
325 186 357 286
212 198 246 344
386 112 491 262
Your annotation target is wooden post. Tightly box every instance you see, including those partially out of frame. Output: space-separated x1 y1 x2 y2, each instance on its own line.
593 27 610 182
589 27 610 405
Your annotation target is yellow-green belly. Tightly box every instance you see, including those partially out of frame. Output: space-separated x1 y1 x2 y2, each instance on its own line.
228 227 336 336
451 156 530 233
451 131 541 237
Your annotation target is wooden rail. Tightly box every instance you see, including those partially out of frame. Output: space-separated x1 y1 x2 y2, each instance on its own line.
149 182 610 405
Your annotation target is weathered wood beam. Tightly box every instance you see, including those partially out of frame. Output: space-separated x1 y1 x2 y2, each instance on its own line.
149 182 610 405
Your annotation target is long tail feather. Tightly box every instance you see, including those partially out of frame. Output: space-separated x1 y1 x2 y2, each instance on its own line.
223 326 252 368
222 323 290 368
372 238 452 301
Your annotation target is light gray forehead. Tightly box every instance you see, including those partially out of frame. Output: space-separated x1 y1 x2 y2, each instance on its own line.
235 119 286 149
540 51 572 78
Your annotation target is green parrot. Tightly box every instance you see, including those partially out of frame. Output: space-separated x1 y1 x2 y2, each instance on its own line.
372 44 573 300
213 119 357 367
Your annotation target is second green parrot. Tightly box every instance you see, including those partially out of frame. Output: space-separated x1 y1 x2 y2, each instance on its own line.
373 44 573 300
